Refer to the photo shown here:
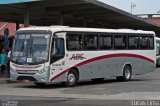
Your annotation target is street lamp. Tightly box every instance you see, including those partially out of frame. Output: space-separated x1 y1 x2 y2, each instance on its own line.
131 2 136 14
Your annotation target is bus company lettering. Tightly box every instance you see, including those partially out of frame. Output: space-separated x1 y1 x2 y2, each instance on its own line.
52 61 65 67
70 54 86 60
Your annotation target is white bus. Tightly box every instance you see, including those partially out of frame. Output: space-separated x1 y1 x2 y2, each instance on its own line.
10 26 156 87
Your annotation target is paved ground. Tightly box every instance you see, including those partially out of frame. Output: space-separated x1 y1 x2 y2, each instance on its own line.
1 68 160 106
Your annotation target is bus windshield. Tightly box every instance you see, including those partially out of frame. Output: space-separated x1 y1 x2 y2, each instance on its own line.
11 33 50 65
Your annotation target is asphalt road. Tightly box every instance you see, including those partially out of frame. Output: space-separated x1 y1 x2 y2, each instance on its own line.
1 68 160 106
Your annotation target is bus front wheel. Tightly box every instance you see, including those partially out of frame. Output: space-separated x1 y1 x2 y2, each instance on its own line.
116 65 132 81
65 69 78 87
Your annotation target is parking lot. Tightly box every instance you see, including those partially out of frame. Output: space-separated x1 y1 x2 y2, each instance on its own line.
0 68 160 106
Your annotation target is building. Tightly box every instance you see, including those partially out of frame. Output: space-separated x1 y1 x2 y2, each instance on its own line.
0 22 16 37
0 0 160 35
137 14 160 26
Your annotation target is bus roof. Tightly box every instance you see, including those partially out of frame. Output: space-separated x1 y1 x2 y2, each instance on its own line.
18 26 155 35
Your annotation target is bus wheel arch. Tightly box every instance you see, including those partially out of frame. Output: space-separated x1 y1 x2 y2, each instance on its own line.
65 67 79 87
116 64 132 81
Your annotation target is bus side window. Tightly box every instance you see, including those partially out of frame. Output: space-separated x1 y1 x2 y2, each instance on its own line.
128 36 139 50
148 36 154 50
99 35 112 50
114 35 126 50
66 33 83 51
51 38 65 63
140 36 148 50
84 34 98 50
55 38 65 56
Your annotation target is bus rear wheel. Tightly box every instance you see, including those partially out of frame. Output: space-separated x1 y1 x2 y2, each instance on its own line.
65 69 78 87
116 65 132 81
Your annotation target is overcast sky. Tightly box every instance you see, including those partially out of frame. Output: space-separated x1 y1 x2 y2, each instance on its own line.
98 0 160 15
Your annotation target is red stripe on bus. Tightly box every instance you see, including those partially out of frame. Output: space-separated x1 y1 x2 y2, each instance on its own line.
50 53 154 81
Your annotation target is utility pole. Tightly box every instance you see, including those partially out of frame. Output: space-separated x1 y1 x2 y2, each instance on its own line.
131 2 136 14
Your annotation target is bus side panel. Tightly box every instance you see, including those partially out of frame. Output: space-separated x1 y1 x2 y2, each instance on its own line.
49 50 155 83
78 52 154 80
51 74 66 83
78 57 155 81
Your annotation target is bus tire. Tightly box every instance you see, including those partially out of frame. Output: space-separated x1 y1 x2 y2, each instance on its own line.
116 65 132 81
65 69 78 87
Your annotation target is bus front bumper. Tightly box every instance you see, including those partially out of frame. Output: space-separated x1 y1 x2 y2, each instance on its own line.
10 68 49 83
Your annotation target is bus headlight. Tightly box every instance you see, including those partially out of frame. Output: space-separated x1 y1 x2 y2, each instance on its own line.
38 67 49 74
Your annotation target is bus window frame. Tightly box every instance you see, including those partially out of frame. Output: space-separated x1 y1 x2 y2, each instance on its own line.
62 31 155 52
50 33 65 64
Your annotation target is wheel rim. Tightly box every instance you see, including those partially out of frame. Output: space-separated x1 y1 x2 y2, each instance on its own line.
67 73 76 85
125 69 131 79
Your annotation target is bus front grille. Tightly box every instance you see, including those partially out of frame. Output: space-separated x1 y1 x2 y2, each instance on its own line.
17 76 37 81
17 70 38 75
